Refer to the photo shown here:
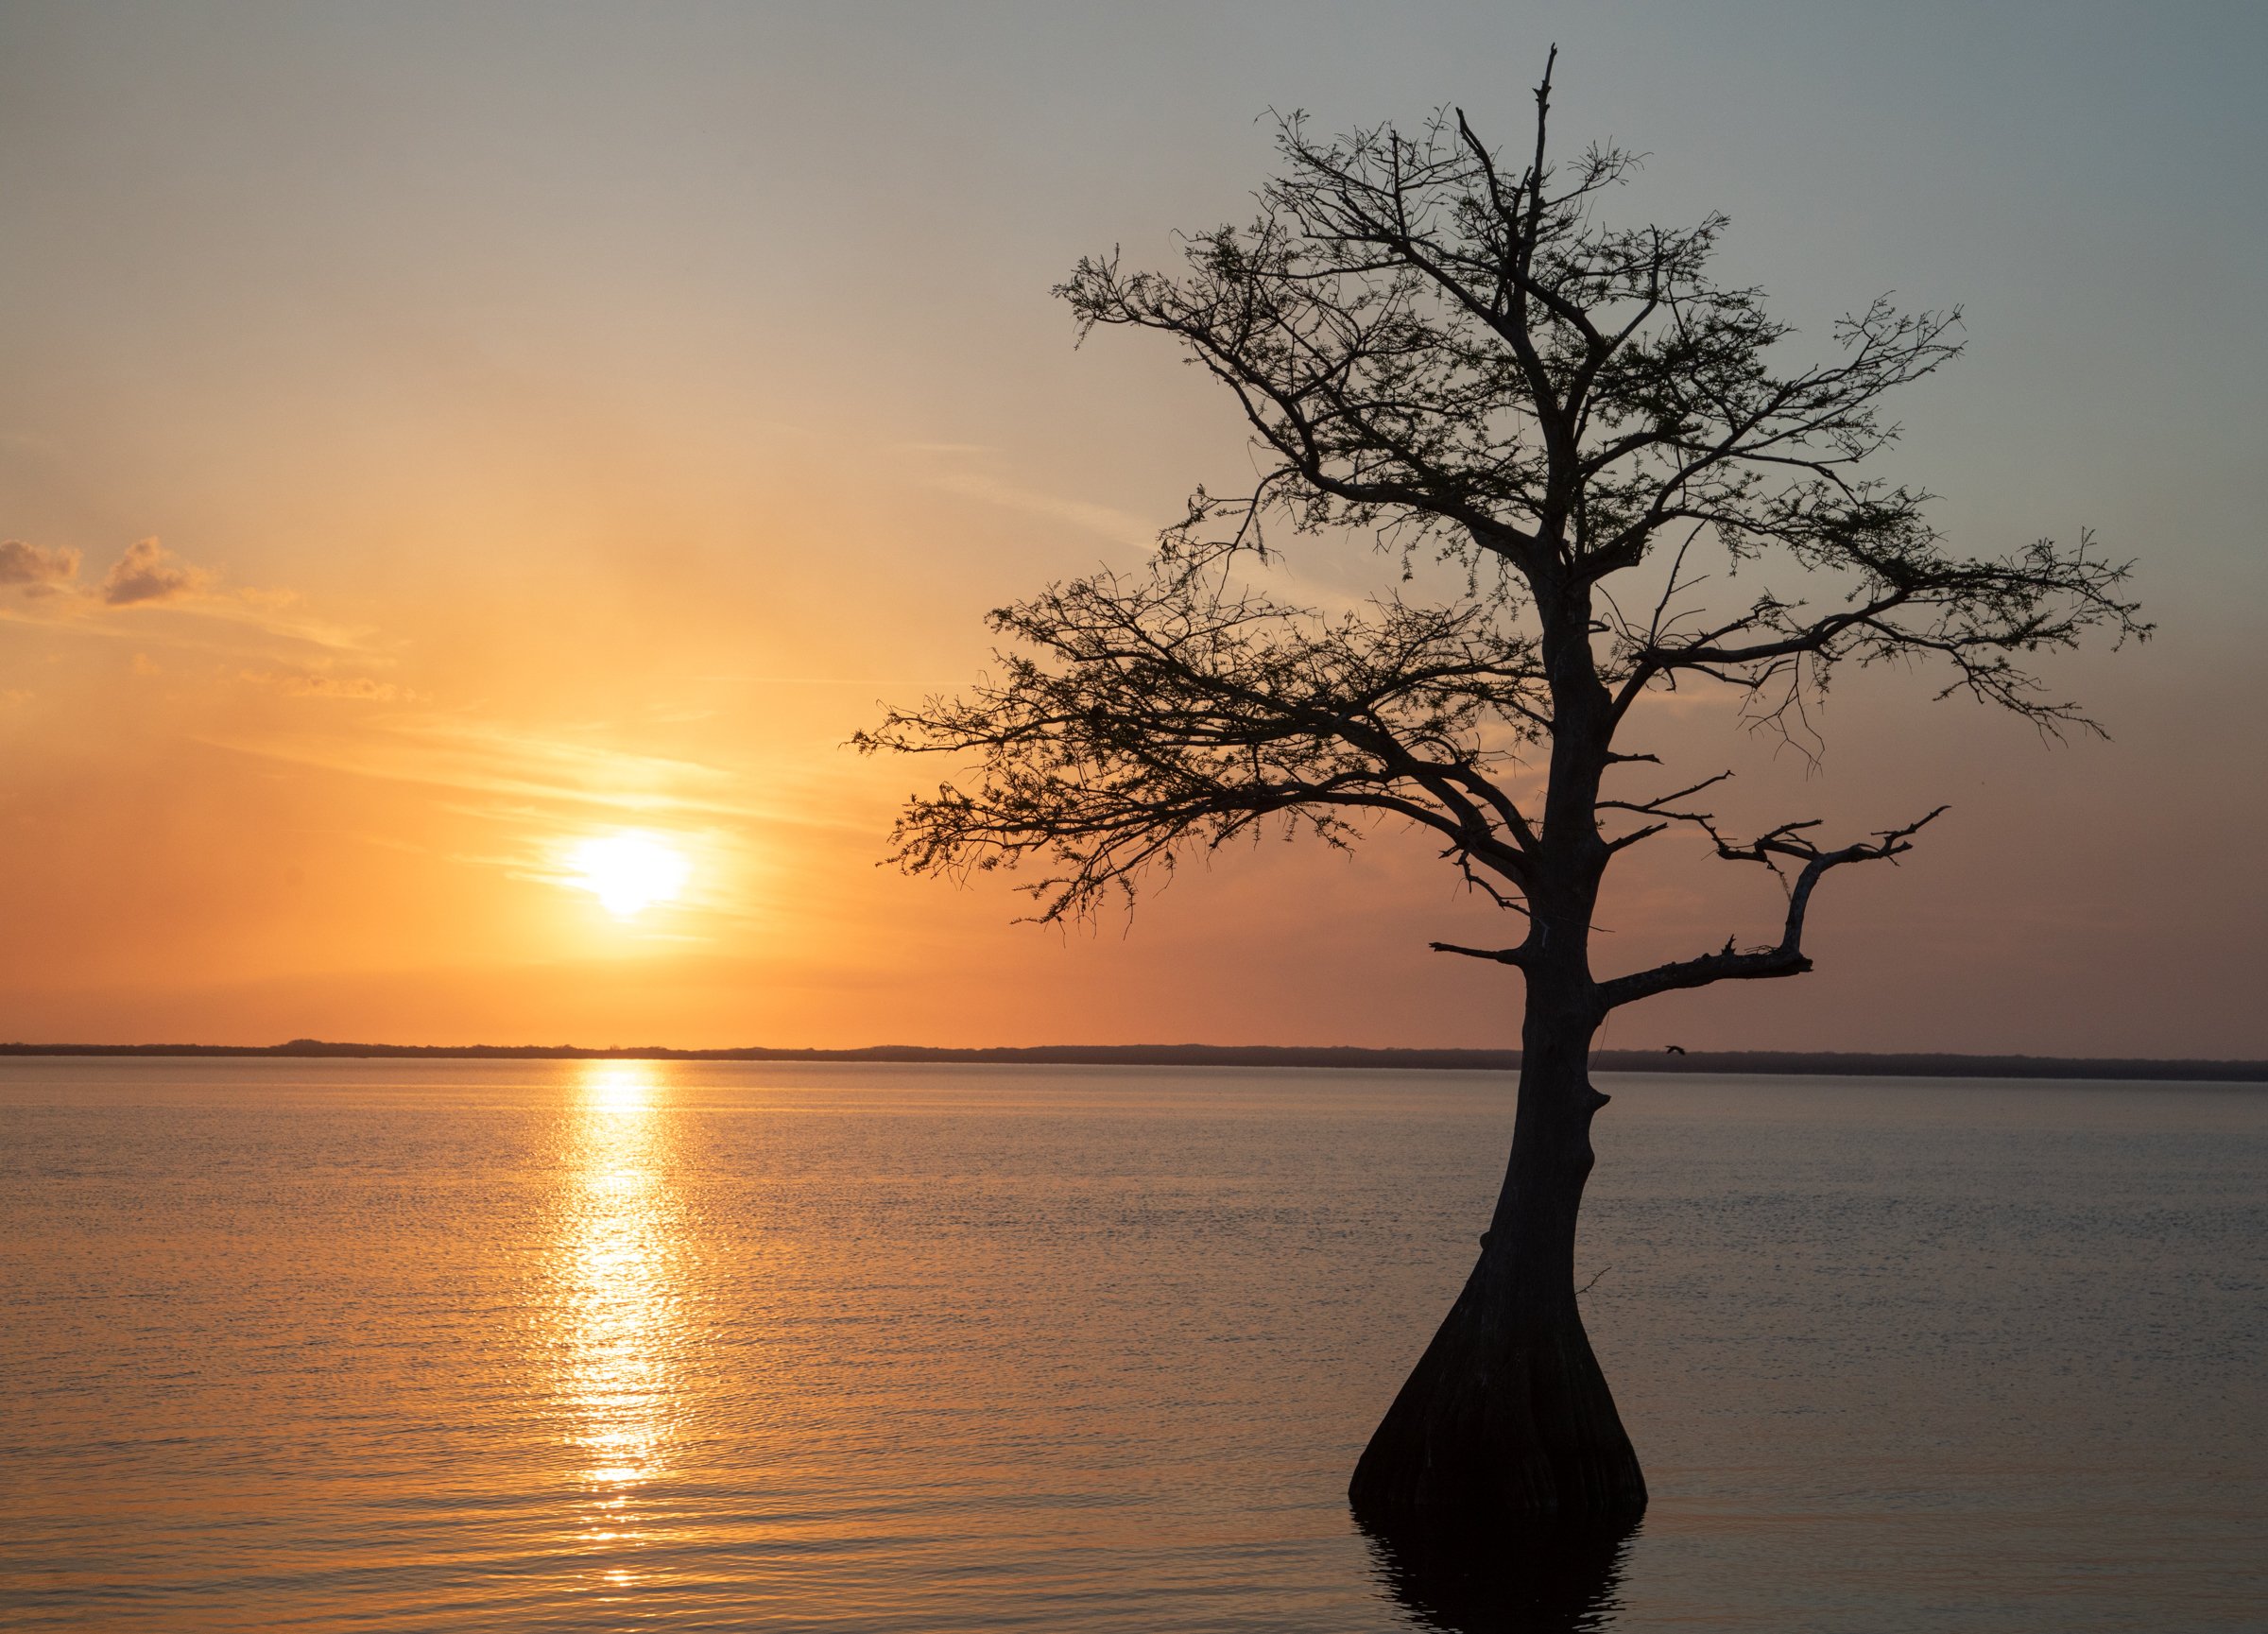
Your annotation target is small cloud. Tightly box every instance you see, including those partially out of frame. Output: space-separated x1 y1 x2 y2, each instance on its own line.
101 537 208 606
130 652 161 677
0 539 80 593
0 688 31 705
238 668 410 702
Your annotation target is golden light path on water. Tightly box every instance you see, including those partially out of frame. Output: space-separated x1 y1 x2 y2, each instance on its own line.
557 1060 684 1591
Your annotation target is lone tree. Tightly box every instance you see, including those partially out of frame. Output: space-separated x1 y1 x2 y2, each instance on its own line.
860 52 2143 1522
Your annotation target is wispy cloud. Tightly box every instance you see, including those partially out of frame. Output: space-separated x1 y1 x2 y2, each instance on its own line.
175 593 378 654
899 446 1386 619
199 712 855 828
905 446 1160 551
236 668 415 702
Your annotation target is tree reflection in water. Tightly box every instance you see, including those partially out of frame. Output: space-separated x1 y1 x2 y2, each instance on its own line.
1359 1511 1638 1633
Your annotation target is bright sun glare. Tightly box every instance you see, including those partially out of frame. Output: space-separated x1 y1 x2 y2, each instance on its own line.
567 834 692 920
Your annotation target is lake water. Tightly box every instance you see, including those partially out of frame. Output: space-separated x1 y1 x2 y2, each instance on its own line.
1 1059 2260 1631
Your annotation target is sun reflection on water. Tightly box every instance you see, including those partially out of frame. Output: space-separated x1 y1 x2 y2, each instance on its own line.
555 1059 684 1589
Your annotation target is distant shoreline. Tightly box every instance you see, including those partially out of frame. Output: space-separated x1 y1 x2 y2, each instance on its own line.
1 1040 2262 1082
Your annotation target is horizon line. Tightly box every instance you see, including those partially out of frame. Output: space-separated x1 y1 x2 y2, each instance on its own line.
2 1040 2262 1082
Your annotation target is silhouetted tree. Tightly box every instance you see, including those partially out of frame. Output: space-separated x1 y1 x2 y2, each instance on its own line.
859 51 2144 1522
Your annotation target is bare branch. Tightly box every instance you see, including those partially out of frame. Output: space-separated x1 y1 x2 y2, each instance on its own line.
1431 940 1529 968
1612 529 2148 739
1597 807 1949 1008
858 560 1545 922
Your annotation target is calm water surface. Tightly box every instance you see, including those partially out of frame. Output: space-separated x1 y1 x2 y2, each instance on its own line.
2 1060 2260 1630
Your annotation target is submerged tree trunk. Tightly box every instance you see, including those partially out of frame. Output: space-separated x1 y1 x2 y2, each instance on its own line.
1349 972 1646 1521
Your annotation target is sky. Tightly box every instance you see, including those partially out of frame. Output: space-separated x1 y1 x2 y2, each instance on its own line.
2 1 2262 1055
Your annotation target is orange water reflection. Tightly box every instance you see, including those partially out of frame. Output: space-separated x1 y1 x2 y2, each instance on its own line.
556 1060 685 1584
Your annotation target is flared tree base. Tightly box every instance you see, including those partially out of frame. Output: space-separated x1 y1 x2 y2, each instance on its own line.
1349 1266 1646 1522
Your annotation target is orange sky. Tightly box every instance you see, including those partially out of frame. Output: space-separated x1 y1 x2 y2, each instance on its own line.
3 5 2263 1055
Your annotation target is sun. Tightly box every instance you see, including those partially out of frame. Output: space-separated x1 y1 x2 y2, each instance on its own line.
566 834 692 920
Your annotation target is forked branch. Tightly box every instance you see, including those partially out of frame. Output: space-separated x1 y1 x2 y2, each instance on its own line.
1596 807 1948 1008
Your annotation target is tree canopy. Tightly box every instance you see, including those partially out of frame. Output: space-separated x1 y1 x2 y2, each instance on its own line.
861 51 2145 1010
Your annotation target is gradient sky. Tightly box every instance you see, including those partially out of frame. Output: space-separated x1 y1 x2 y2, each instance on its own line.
3 2 2262 1054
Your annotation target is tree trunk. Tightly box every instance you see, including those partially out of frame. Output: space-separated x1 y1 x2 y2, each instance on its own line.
1349 979 1646 1522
